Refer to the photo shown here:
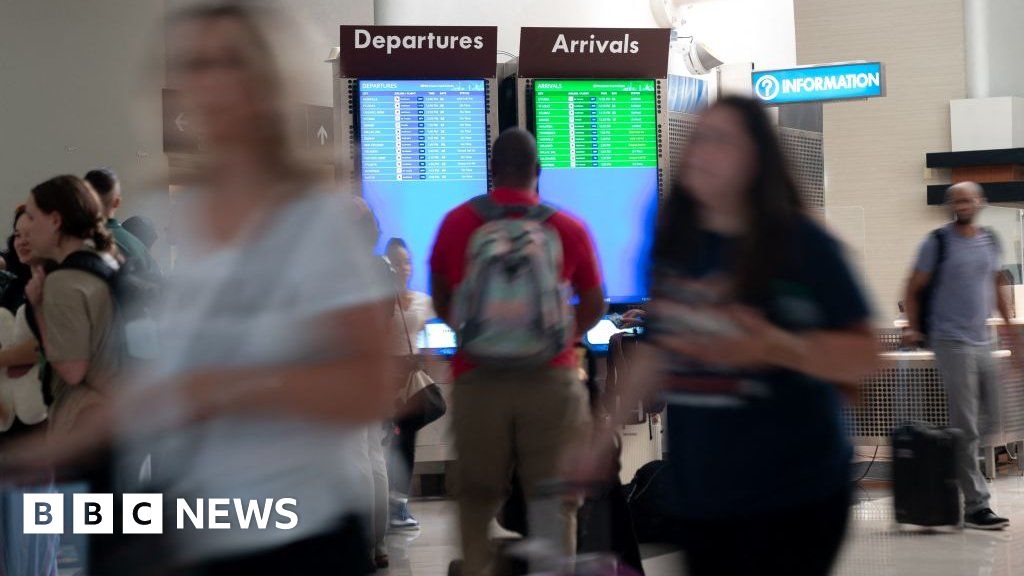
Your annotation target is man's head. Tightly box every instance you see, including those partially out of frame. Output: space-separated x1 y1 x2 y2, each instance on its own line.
491 128 540 191
84 168 121 219
946 181 985 224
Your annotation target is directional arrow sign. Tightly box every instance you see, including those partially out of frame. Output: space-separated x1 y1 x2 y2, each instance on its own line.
304 105 333 156
163 89 202 154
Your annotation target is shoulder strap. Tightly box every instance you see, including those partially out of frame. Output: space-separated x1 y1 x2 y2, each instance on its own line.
933 228 947 269
470 195 505 222
58 251 117 285
470 194 557 223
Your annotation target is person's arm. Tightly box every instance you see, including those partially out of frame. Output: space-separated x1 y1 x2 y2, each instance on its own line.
2 301 394 478
569 224 606 336
28 267 91 386
996 271 1013 325
652 304 879 389
575 285 606 337
0 339 39 368
431 273 455 327
173 301 392 424
30 305 87 385
565 342 665 485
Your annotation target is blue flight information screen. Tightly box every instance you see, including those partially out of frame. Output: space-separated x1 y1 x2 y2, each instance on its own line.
359 79 488 293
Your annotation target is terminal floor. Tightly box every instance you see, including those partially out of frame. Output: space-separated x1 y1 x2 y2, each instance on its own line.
382 475 1024 576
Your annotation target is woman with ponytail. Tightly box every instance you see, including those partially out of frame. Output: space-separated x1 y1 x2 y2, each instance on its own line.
22 174 121 438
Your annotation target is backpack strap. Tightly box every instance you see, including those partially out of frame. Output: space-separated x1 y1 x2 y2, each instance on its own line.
58 251 118 286
470 194 557 223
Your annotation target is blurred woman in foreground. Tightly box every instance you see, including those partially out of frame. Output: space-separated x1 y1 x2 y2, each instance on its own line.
578 97 878 576
6 3 392 574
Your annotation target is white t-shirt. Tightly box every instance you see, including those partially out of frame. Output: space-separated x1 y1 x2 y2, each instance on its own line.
390 291 434 355
125 189 389 564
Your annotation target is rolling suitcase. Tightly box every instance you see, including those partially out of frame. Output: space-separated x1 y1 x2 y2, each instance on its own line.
891 422 962 528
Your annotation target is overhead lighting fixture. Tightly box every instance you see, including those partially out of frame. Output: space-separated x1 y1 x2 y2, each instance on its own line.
682 40 724 75
656 2 724 75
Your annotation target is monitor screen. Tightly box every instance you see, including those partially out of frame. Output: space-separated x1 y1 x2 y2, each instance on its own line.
359 79 489 293
416 319 458 355
534 79 659 304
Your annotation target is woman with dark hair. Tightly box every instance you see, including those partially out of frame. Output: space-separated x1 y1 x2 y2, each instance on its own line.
0 207 31 315
384 237 435 531
0 204 58 576
0 205 47 433
579 97 878 575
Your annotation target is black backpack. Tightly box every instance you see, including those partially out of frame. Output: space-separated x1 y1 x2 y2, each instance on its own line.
58 250 163 362
624 459 679 543
918 226 996 339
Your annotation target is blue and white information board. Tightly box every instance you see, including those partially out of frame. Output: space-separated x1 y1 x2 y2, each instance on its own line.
752 62 885 105
359 79 488 293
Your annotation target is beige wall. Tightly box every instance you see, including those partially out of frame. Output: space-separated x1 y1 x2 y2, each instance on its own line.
0 1 372 266
794 0 966 323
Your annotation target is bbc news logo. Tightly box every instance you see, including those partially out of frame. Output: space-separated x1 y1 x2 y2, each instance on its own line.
23 494 299 535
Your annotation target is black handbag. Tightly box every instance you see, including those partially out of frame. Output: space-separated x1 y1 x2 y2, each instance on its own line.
394 293 446 433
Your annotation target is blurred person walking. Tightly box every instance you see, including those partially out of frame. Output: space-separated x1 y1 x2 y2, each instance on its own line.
3 3 393 575
578 97 878 576
349 198 395 570
903 182 1016 530
431 128 605 576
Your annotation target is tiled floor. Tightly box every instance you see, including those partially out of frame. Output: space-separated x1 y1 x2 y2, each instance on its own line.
384 475 1024 575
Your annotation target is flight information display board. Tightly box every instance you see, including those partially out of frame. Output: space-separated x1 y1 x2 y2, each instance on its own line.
535 79 657 169
533 79 659 303
359 79 488 293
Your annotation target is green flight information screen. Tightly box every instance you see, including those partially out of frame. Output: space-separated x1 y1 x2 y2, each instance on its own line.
534 79 658 169
532 78 660 304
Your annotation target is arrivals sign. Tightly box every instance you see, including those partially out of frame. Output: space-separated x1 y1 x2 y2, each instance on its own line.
752 62 885 105
518 28 671 79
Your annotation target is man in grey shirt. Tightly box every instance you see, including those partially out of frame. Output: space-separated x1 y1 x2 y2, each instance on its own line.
904 182 1016 530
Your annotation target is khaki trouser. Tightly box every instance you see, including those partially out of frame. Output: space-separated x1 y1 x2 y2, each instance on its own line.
452 366 591 576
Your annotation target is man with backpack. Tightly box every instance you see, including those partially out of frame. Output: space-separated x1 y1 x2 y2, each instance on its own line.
903 181 1017 530
430 128 606 575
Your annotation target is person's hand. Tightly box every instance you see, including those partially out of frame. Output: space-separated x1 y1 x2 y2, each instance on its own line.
901 328 925 349
25 265 46 308
649 302 786 369
0 405 113 485
998 324 1023 350
997 324 1024 375
620 309 647 329
561 424 616 494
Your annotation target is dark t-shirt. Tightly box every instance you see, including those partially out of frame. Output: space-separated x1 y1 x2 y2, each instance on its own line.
650 216 870 518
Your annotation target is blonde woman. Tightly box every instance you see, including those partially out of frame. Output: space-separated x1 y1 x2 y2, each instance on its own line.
6 4 392 575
